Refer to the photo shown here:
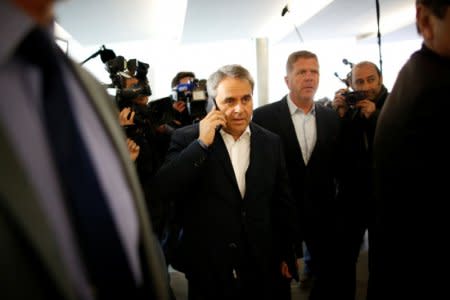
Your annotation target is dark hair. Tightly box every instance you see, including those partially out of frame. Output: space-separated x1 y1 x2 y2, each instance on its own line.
286 50 318 74
171 71 196 88
416 0 449 19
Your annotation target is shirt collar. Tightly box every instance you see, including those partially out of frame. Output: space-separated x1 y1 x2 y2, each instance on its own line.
220 125 251 142
286 94 316 116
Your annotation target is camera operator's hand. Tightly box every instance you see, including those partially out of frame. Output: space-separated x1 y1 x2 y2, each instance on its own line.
332 88 349 117
119 107 135 126
172 100 186 113
355 99 376 119
126 138 140 162
198 107 227 146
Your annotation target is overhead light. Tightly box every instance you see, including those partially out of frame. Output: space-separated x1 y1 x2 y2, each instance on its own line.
259 0 334 43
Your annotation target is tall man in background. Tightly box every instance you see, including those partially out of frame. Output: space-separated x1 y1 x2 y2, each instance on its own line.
253 50 343 300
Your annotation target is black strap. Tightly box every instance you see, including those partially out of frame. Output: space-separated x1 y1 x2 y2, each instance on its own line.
375 0 383 76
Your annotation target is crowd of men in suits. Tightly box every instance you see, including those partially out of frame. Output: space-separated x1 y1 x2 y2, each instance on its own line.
1 1 449 300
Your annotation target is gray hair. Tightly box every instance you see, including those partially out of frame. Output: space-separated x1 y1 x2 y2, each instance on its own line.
206 64 254 100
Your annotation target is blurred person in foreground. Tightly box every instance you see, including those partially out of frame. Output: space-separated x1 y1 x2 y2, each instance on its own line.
0 0 169 299
372 0 450 298
154 64 299 300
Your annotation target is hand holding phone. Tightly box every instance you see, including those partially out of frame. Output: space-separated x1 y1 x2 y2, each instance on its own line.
198 102 226 146
212 98 223 131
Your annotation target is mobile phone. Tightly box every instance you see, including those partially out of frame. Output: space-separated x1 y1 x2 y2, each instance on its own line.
212 97 220 111
212 98 223 131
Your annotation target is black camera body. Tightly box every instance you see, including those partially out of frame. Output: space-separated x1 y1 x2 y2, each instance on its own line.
342 91 367 106
104 55 164 133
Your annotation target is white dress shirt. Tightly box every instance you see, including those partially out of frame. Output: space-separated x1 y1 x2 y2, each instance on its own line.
220 127 251 198
287 95 317 165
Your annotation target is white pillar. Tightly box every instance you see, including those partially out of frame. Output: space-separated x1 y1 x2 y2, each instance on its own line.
255 37 269 108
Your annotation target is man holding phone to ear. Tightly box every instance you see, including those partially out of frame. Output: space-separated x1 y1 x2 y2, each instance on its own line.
154 64 299 300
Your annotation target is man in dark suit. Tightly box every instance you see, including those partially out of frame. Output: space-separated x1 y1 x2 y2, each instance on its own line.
332 61 389 299
253 50 343 300
154 64 298 300
0 1 169 299
372 0 450 299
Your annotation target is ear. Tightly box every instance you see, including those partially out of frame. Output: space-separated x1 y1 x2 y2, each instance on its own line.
416 4 433 41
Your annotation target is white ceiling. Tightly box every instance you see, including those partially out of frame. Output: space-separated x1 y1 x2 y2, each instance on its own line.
55 0 418 47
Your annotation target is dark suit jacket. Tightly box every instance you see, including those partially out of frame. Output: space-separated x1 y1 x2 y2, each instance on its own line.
155 122 297 283
253 98 342 243
373 44 450 298
0 61 169 300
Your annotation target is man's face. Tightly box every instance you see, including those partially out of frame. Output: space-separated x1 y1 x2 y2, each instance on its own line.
351 64 382 101
285 57 319 104
215 77 253 139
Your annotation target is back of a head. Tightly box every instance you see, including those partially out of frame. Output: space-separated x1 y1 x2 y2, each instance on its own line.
416 0 450 58
416 0 449 21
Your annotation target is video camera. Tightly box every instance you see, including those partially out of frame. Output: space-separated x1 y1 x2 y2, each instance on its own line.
105 56 152 105
172 78 208 103
172 78 208 121
103 55 165 134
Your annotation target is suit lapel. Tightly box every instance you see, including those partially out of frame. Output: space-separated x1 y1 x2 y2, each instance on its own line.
244 124 263 200
278 97 305 167
0 127 76 300
211 133 241 196
310 103 325 161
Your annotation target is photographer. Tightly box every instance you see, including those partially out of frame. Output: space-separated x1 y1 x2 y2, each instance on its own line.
332 61 388 299
104 54 172 240
169 71 208 128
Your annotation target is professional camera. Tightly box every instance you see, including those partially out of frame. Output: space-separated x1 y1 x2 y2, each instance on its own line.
172 78 207 121
104 55 164 133
342 90 367 106
105 56 152 98
172 79 207 102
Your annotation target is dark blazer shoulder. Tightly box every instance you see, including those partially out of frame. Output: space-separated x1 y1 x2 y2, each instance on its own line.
253 97 287 116
250 121 281 141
